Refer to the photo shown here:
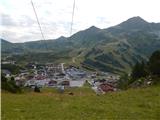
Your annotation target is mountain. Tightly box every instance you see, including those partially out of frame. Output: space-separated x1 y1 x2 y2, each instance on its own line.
117 16 149 30
1 39 25 54
1 16 160 73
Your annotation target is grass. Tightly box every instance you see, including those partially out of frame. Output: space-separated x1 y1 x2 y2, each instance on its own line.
2 85 160 120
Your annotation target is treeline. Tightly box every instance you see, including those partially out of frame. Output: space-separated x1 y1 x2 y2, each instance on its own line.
1 64 23 74
118 50 160 89
1 75 21 93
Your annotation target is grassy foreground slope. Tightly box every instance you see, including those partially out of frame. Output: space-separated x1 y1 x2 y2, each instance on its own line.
2 86 160 120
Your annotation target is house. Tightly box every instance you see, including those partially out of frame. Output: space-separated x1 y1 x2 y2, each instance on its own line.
59 81 70 86
24 80 36 87
70 80 85 87
34 75 46 80
24 79 49 87
25 63 36 69
99 79 106 83
65 67 86 79
35 79 49 87
19 70 29 77
2 69 11 77
2 61 15 64
48 80 57 86
93 79 106 84
15 80 25 86
99 83 115 93
46 63 64 74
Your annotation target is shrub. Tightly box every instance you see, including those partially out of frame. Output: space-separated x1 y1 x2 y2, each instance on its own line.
1 75 21 93
34 86 40 92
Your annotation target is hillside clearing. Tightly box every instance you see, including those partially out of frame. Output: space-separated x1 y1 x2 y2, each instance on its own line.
2 86 160 120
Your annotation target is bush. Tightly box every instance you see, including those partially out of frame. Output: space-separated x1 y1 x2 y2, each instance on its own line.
34 86 40 92
1 75 21 93
149 50 160 76
122 50 160 88
117 73 130 89
131 61 148 80
151 75 160 84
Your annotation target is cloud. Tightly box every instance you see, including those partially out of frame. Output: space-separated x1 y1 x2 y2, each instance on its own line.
1 14 36 27
0 0 160 42
0 0 75 42
1 14 18 27
1 30 19 42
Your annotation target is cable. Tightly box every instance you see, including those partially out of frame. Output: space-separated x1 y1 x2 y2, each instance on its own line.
70 0 76 36
31 0 76 42
31 0 46 41
31 0 45 40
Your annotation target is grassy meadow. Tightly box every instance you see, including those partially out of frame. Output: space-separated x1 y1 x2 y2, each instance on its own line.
2 85 160 120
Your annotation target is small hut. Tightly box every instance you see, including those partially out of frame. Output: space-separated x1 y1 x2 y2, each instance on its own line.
59 81 70 87
99 83 114 93
48 80 57 86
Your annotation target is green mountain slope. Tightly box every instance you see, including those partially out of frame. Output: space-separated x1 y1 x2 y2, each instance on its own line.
1 16 160 73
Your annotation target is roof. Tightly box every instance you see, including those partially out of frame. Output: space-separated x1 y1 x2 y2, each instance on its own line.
48 80 57 84
99 83 114 92
59 81 70 86
2 69 11 75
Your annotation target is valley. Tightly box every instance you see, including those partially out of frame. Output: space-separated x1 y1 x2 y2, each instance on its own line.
2 16 160 73
1 16 160 120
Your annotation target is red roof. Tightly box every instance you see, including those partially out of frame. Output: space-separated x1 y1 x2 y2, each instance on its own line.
35 75 46 80
99 83 114 92
48 80 57 85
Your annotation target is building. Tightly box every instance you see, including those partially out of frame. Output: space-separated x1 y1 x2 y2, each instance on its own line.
99 83 115 93
48 80 57 86
2 69 11 77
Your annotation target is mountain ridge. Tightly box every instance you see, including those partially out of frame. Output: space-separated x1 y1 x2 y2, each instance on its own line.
2 16 160 73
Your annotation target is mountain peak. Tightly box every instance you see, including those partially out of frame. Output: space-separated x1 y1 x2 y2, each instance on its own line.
118 16 149 30
86 26 101 32
90 25 98 29
58 36 66 40
125 16 147 23
1 38 12 44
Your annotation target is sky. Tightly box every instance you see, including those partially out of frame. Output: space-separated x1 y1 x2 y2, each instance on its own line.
0 0 160 43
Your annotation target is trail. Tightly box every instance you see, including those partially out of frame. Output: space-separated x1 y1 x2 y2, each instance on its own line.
72 57 76 63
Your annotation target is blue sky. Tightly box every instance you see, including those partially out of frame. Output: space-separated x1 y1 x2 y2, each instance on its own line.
0 0 160 43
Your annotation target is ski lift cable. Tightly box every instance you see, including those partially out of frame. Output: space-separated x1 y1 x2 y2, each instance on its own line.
31 0 49 51
70 0 76 36
31 0 46 41
31 0 76 43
